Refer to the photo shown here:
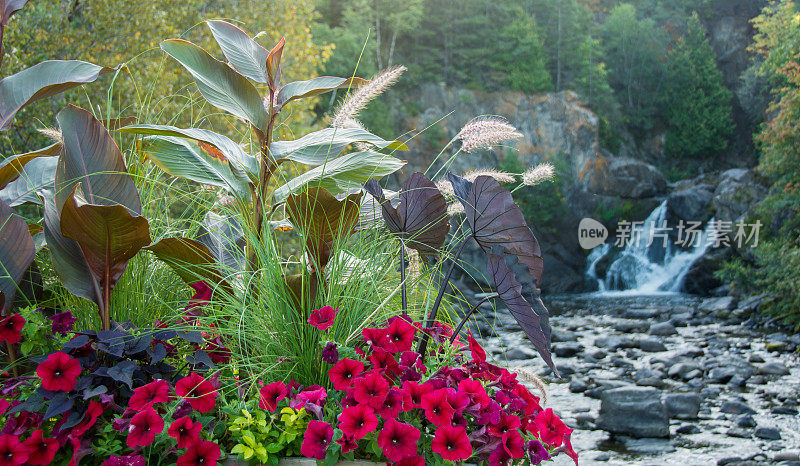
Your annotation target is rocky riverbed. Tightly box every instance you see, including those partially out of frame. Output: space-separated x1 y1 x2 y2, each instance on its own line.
470 293 800 465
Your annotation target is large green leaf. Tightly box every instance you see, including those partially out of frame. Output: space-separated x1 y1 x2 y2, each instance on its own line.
0 157 58 206
0 60 116 131
53 105 141 214
276 77 367 107
139 136 251 201
161 39 268 132
119 124 258 182
0 198 34 313
145 237 229 290
43 192 96 302
272 151 405 202
0 142 61 189
206 20 269 84
271 127 408 166
285 187 361 272
196 211 246 272
60 185 151 329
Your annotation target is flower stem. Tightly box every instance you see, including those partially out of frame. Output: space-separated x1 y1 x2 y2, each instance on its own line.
449 293 498 343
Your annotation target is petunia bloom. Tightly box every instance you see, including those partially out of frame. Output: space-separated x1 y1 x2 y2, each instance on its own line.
329 358 364 390
72 400 104 438
321 342 339 364
353 371 390 409
420 388 455 426
362 327 391 350
386 317 416 352
129 379 170 411
376 418 420 462
378 387 404 420
0 314 24 345
259 381 288 412
431 424 473 462
396 455 425 466
466 331 486 363
49 311 76 336
526 439 551 464
101 455 146 466
177 440 221 466
307 305 337 331
21 430 57 465
126 408 165 448
336 434 358 454
168 416 202 448
36 351 81 392
489 412 521 438
175 373 218 413
0 434 29 466
534 408 570 447
338 405 378 440
401 380 433 410
502 430 525 459
300 420 333 460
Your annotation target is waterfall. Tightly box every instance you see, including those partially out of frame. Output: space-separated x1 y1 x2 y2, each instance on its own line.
586 200 717 294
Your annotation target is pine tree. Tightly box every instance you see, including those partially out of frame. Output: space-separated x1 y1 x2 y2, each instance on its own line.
661 13 733 159
492 13 552 93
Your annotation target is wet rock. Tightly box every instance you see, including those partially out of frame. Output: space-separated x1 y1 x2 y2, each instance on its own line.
772 406 799 415
551 329 578 343
668 183 714 223
726 374 747 388
668 362 701 380
718 458 745 466
775 453 800 462
505 347 537 360
569 378 588 393
664 393 701 419
712 168 768 223
670 312 694 327
553 342 584 358
748 354 765 363
594 453 611 462
589 349 607 359
637 377 666 388
587 156 668 199
649 322 677 336
636 337 668 352
594 335 635 350
721 400 755 415
726 427 751 438
676 424 701 434
766 341 789 352
613 320 650 333
748 375 766 385
735 415 756 428
597 387 670 438
708 359 755 383
700 296 737 313
754 426 781 440
622 308 663 320
758 362 790 375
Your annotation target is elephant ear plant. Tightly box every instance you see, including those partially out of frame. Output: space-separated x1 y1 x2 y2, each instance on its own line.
365 172 558 375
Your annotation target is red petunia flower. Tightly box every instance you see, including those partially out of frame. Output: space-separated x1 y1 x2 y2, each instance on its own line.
338 405 378 440
177 440 221 466
431 424 472 462
0 314 24 345
168 416 202 448
369 348 401 376
49 311 76 336
292 386 327 408
353 371 390 409
525 439 551 464
36 351 81 392
259 381 288 412
0 399 8 417
378 387 404 419
458 378 491 408
376 418 420 462
489 412 521 438
186 281 212 310
307 305 337 331
129 379 170 411
362 327 391 350
126 408 164 448
502 430 525 459
72 400 104 438
446 387 471 413
467 331 486 364
0 434 29 466
300 420 333 460
336 434 358 453
513 383 542 416
420 388 455 426
328 359 364 390
386 317 415 352
401 380 433 410
20 430 56 465
101 455 146 466
534 408 570 447
396 455 425 466
175 373 218 413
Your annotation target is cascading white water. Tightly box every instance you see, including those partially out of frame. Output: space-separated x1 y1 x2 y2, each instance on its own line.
585 200 717 294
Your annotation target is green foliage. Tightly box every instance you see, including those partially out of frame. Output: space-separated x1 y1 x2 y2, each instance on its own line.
228 407 309 464
660 13 734 160
16 306 69 357
499 151 568 234
491 12 552 93
602 3 668 131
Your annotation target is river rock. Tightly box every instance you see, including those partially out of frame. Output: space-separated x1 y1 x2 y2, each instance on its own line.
754 426 781 440
595 335 635 350
553 342 584 357
596 387 670 438
614 319 651 333
664 393 701 419
700 296 737 313
721 400 756 415
736 415 756 428
668 362 701 381
758 362 790 376
587 156 668 199
649 322 677 336
636 337 668 352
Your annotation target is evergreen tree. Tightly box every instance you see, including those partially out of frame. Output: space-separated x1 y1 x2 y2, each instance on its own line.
491 13 552 93
602 3 668 131
661 13 733 159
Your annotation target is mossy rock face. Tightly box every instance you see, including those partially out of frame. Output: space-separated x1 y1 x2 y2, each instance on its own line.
712 168 768 223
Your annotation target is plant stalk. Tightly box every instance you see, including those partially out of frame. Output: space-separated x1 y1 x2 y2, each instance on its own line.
449 293 498 343
417 236 468 357
399 243 407 315
6 342 19 378
250 88 277 273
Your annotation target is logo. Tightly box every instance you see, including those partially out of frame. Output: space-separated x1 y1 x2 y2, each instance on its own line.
578 218 608 250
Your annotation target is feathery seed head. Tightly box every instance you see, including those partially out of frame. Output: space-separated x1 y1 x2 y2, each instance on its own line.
38 127 62 143
463 169 516 184
522 163 555 186
457 117 523 153
331 65 406 128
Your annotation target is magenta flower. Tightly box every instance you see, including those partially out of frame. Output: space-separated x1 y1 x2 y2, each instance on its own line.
377 419 420 462
300 420 333 460
307 305 337 331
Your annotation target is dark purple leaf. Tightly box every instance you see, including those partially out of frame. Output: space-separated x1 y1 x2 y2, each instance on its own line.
153 329 177 341
176 330 204 344
97 329 126 357
447 173 544 287
125 335 152 355
81 385 107 400
107 360 137 388
44 392 74 419
0 197 35 312
147 342 167 364
6 390 44 415
364 173 449 257
486 249 556 376
61 409 84 430
62 334 90 350
186 350 216 370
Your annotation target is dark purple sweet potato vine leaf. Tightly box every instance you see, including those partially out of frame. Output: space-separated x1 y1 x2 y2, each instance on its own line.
447 173 544 286
364 173 450 256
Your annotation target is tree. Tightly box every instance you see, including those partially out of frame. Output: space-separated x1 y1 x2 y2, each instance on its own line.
660 13 733 159
602 4 668 131
491 12 552 93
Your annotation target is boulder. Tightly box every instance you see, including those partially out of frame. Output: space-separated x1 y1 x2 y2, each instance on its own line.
664 393 701 419
668 183 715 223
586 156 668 199
712 169 768 223
596 387 670 438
